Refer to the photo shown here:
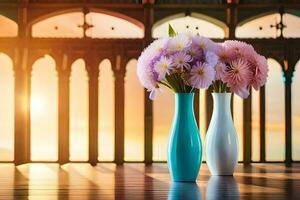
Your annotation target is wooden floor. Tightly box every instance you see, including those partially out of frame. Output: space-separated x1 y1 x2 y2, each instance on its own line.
0 163 300 200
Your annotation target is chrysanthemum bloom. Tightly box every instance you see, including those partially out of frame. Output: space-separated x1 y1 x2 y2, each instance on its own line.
191 35 217 52
147 38 169 55
215 62 226 80
205 51 219 67
216 43 234 63
137 50 157 91
167 34 191 52
190 62 216 89
223 58 252 98
223 40 255 59
154 56 173 80
172 51 193 70
248 54 269 90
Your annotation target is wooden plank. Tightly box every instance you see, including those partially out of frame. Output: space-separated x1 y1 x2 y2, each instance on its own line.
0 163 299 199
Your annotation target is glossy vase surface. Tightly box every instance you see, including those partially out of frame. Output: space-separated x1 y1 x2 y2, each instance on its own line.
167 93 202 182
205 93 238 176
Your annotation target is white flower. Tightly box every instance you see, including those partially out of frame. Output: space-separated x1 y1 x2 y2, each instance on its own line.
167 34 192 52
154 56 173 80
146 38 168 55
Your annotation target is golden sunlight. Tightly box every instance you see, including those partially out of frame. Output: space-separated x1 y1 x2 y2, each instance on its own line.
30 55 58 161
98 59 115 161
0 53 14 161
124 59 144 161
233 94 244 161
70 59 89 161
30 95 44 114
292 60 300 160
153 14 225 38
153 86 174 161
0 15 18 37
265 58 285 161
251 89 260 161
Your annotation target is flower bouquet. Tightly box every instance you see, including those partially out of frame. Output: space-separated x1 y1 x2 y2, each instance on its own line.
137 25 268 180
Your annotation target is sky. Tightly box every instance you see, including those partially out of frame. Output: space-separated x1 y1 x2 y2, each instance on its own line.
0 12 300 162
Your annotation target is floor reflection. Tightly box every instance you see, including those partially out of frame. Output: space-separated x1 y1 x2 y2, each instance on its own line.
206 176 239 200
2 163 300 199
168 182 201 200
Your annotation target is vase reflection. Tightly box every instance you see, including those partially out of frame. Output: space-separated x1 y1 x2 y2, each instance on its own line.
168 182 201 200
206 176 240 200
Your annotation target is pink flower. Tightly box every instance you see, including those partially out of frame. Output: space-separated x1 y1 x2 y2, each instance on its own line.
249 54 269 90
223 40 255 59
223 59 252 98
216 43 235 63
233 86 250 99
190 62 216 89
172 51 193 70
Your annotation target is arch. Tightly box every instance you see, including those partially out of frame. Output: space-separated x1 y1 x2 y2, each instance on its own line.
233 94 244 161
29 8 83 26
237 11 278 27
251 88 260 161
236 12 280 38
153 86 174 161
282 13 300 38
89 8 144 30
0 15 18 37
85 11 144 38
265 58 285 161
124 59 144 161
32 11 84 38
152 12 226 38
30 55 58 161
31 9 144 38
236 11 300 38
69 58 89 161
292 60 300 161
98 59 115 161
0 53 14 161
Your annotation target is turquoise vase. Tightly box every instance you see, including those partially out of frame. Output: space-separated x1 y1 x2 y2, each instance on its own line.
167 93 202 182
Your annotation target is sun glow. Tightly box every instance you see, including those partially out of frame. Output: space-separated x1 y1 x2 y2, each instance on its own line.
30 55 58 161
30 95 44 114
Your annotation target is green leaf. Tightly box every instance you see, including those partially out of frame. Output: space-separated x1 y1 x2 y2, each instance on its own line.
168 24 177 37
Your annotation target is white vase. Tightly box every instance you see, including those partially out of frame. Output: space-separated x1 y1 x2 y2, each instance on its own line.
205 93 238 176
